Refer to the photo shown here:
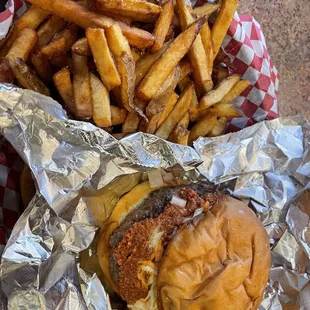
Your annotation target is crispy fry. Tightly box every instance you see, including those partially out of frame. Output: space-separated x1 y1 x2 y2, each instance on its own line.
37 15 67 48
90 73 112 128
217 80 250 104
131 49 143 62
10 57 50 96
72 37 91 56
76 0 88 7
192 3 220 18
86 28 121 91
169 112 190 145
176 0 213 93
122 100 147 133
0 58 14 83
112 133 128 140
150 0 174 53
157 92 179 128
137 18 204 100
88 0 162 22
189 112 217 144
0 6 50 56
200 21 213 78
135 42 169 87
49 53 72 70
26 0 155 49
155 84 193 139
215 66 229 85
199 74 240 110
208 117 227 137
40 25 79 58
212 0 238 59
72 53 92 119
208 103 240 117
111 106 128 125
53 67 75 115
31 52 54 85
155 65 180 98
188 84 200 122
6 28 38 62
179 59 193 81
105 24 136 113
178 75 192 92
102 12 132 25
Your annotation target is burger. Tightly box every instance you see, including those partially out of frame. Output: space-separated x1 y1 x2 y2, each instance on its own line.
97 179 271 310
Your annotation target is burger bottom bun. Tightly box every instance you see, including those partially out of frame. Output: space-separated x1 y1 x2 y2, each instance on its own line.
157 196 271 310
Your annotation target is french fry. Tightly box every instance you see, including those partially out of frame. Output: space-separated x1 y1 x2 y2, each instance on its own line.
208 103 240 118
40 25 79 58
88 0 162 22
137 18 205 100
169 113 190 145
157 92 179 128
72 37 91 57
177 77 199 122
72 53 92 119
122 100 147 133
75 0 88 7
10 57 50 96
155 65 180 98
150 0 174 53
37 15 67 48
178 75 192 92
0 6 50 56
53 67 75 115
155 84 193 139
6 28 38 62
179 59 193 81
215 66 229 85
189 112 217 145
135 42 169 87
101 12 132 25
0 58 14 83
105 24 136 114
86 28 121 91
212 0 238 59
111 106 128 125
217 80 250 104
31 52 54 85
90 73 112 128
176 0 213 94
200 21 213 79
199 74 240 110
208 117 227 137
143 92 179 134
188 84 200 122
49 53 72 70
192 3 220 18
131 49 143 62
112 133 128 140
26 0 155 49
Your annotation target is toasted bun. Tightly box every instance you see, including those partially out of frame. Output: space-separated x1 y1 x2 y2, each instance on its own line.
157 196 270 310
97 181 155 292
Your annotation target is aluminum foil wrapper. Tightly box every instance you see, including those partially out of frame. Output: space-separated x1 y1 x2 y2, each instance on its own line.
0 84 309 309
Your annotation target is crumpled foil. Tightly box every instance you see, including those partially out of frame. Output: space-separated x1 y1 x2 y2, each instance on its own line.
0 84 309 309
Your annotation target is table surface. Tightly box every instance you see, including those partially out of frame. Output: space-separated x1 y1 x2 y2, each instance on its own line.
238 0 310 119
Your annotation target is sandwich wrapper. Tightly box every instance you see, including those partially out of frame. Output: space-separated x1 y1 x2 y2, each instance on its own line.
0 84 309 309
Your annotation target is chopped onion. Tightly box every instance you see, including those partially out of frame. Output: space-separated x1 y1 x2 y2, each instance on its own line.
171 195 187 207
162 172 174 183
148 169 164 188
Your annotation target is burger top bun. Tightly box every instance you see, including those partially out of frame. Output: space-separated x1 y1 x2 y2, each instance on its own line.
157 196 271 310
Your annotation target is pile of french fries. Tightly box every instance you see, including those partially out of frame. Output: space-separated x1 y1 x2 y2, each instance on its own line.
0 0 251 145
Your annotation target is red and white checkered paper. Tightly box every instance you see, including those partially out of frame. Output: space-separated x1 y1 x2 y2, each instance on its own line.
0 1 279 251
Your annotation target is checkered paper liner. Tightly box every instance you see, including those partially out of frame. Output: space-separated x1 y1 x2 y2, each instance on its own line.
0 1 279 251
